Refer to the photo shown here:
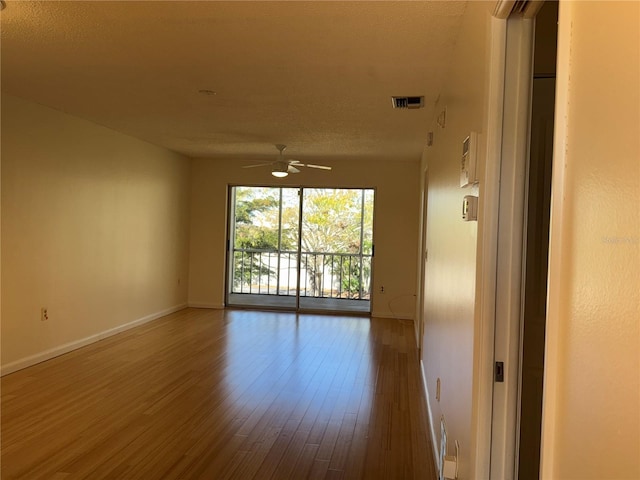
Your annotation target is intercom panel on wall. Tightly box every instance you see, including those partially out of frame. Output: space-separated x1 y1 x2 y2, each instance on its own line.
460 132 478 187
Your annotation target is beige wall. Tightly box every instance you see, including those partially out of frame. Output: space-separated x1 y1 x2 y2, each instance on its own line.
1 95 192 371
188 157 420 319
421 2 640 477
541 1 640 478
419 2 493 477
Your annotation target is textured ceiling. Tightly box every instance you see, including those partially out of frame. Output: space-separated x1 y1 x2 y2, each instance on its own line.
1 1 467 163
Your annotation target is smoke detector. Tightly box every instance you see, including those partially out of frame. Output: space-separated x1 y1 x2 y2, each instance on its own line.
391 96 424 109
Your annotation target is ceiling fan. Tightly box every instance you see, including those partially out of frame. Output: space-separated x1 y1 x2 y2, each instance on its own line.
243 144 332 177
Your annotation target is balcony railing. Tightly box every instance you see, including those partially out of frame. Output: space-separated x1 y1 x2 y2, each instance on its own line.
231 249 372 300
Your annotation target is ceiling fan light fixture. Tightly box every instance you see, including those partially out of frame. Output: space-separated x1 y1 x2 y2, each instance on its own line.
271 162 289 177
242 144 331 176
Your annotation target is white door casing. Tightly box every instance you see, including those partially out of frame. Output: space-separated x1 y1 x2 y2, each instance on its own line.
472 3 540 478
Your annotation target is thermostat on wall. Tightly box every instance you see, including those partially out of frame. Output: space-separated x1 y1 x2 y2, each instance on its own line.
460 132 478 187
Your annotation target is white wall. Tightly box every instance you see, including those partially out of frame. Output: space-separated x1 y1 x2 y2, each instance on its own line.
1 95 192 372
541 1 640 478
188 157 420 319
419 2 493 478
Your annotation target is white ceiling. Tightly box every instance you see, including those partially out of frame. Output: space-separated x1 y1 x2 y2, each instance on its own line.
1 1 467 163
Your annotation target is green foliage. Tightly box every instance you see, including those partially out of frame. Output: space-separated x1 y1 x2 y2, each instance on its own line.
234 188 280 251
232 188 281 289
233 251 274 291
329 255 371 299
286 189 372 297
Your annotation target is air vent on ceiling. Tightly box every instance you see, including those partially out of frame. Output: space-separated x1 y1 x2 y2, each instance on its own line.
391 96 424 109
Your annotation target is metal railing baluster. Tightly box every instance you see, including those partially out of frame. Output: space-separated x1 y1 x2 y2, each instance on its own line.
231 248 372 300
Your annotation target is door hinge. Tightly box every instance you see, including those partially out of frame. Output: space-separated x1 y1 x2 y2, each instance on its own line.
495 361 504 382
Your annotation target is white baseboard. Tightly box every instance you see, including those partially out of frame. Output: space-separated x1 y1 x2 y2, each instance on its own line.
1 304 187 377
187 303 225 309
421 359 440 474
371 310 415 321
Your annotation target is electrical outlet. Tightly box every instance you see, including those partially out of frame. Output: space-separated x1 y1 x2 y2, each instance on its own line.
449 440 459 479
41 307 49 321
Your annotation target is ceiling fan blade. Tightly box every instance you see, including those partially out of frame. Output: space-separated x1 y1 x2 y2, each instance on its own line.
303 164 332 170
242 162 272 169
242 145 331 174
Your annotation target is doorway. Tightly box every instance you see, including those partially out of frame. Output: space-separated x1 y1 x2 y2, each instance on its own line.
487 1 558 478
226 186 374 314
516 2 557 478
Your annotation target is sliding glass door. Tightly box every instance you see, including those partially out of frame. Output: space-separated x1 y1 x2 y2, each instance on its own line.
226 186 374 313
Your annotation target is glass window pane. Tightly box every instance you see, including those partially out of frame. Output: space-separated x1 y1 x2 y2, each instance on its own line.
233 186 280 250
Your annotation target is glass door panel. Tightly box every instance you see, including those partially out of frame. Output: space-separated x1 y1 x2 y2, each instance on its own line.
227 186 299 309
298 188 372 313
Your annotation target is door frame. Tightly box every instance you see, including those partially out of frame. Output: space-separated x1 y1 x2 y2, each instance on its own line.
472 4 542 479
470 13 508 479
489 15 534 479
416 164 429 357
225 184 376 314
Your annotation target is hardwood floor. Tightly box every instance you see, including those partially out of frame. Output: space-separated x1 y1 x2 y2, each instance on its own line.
1 308 437 479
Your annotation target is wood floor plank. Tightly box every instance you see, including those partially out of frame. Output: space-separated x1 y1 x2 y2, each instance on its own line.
1 308 436 479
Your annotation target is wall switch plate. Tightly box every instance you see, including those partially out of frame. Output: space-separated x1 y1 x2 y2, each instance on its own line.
460 132 478 187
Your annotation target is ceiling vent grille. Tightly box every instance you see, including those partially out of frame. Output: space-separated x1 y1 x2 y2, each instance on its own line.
391 96 424 109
